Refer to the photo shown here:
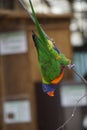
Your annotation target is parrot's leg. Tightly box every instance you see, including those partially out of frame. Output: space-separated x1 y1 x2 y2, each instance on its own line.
56 64 87 130
67 64 87 84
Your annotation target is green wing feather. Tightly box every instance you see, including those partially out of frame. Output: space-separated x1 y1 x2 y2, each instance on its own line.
21 0 70 83
29 0 48 44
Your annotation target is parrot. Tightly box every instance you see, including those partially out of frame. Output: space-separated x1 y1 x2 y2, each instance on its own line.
28 0 71 96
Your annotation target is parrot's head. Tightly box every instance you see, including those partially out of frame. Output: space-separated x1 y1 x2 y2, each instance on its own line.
42 69 64 96
42 83 57 97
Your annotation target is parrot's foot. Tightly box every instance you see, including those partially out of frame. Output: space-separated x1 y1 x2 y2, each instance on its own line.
67 64 75 69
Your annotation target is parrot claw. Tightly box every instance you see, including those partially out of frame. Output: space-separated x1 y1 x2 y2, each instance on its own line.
67 64 75 69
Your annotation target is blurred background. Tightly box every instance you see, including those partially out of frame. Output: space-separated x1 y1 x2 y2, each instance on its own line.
0 0 87 130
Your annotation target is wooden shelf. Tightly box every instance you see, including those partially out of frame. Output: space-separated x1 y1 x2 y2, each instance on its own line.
0 9 72 19
0 9 27 19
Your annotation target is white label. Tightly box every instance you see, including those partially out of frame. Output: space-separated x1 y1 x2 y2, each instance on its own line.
3 100 32 124
0 31 28 55
60 84 87 107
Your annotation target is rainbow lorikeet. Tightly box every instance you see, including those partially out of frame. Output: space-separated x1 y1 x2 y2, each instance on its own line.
28 0 71 96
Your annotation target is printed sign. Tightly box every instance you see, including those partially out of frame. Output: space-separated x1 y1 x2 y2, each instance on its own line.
0 31 28 55
3 100 32 124
60 84 87 107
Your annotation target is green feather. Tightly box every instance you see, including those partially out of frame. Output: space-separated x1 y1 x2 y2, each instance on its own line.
32 32 71 82
29 0 71 83
29 0 48 44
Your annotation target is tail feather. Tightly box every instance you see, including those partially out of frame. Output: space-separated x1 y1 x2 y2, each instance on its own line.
29 0 48 43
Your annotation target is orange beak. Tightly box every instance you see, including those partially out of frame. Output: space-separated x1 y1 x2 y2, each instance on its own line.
47 91 55 96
